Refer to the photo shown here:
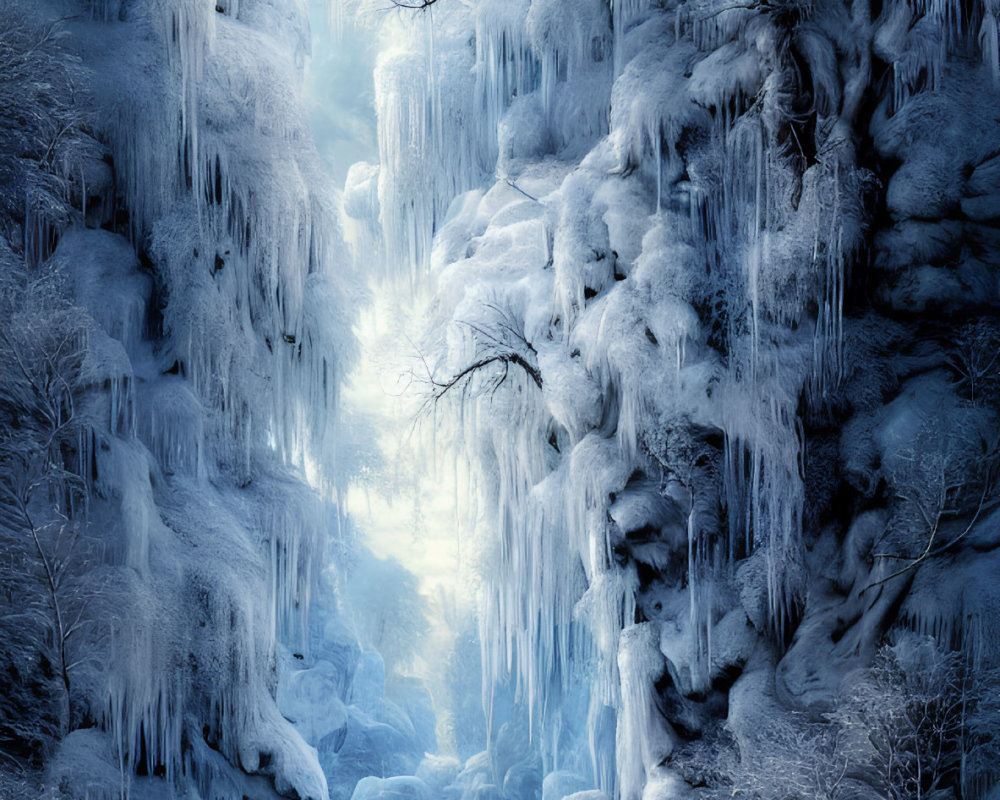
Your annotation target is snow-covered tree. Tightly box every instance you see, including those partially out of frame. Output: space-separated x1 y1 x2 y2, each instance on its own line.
832 635 1000 800
0 10 97 266
0 266 97 757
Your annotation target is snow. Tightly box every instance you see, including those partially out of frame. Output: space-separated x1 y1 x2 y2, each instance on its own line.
54 228 150 361
541 770 590 800
278 660 350 745
351 775 432 800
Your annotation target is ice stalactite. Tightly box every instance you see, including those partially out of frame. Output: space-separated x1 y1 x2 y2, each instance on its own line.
343 0 1000 799
102 587 187 791
616 624 678 800
136 377 204 478
567 437 636 711
470 357 557 728
80 439 340 800
982 0 1000 79
374 10 486 279
474 0 539 170
161 0 214 217
24 199 61 270
610 0 652 77
721 386 807 643
878 0 1000 104
525 0 613 152
374 44 440 280
372 0 615 278
98 0 353 484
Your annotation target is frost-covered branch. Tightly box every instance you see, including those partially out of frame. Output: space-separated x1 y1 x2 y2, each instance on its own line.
0 278 93 741
418 303 542 416
865 432 999 593
429 351 542 396
0 9 97 268
948 320 1000 406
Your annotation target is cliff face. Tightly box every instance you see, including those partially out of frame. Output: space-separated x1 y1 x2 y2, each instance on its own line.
0 2 394 798
343 1 1000 798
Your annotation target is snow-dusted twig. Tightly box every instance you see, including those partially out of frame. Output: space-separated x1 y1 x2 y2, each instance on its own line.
505 179 540 203
414 303 542 421
864 475 995 593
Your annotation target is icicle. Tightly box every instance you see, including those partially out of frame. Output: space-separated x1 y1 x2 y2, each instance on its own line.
654 121 662 215
474 0 538 166
24 195 55 269
257 484 327 651
374 17 486 279
980 4 1000 83
90 0 122 21
328 0 343 39
616 624 672 800
611 0 651 77
720 359 807 641
685 488 714 694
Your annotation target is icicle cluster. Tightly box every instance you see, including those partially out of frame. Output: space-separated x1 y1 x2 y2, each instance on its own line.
0 1 368 797
359 0 1000 798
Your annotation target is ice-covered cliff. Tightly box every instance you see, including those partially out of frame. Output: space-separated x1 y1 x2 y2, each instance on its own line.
340 1 1000 799
0 1 437 798
5 0 1000 798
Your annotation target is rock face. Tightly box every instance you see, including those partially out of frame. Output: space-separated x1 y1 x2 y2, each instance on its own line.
342 0 1000 798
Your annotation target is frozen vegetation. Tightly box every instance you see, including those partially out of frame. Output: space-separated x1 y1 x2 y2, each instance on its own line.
3 0 1000 799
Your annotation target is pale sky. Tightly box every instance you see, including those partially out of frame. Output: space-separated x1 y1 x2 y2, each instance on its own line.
340 281 483 645
306 0 479 679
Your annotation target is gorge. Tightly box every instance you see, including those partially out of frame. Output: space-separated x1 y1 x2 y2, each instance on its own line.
1 1 999 799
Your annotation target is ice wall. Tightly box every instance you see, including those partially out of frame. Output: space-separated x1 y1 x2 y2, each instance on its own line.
0 1 421 798
343 0 1000 798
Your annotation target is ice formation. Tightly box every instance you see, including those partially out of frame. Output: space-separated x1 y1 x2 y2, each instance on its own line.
0 1 429 799
4 0 1000 799
338 0 1000 798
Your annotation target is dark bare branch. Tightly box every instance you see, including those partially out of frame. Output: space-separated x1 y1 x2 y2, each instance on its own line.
415 302 543 422
430 352 542 397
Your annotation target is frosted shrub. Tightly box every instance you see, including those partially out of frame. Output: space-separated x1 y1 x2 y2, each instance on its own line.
832 634 1000 800
948 319 1000 407
693 636 1000 800
0 11 97 266
722 713 846 800
0 271 102 749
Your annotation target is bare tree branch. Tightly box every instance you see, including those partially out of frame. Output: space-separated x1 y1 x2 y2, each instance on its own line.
864 452 997 594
